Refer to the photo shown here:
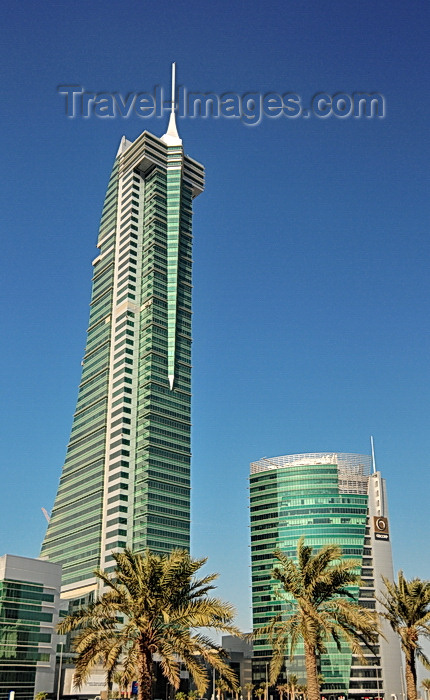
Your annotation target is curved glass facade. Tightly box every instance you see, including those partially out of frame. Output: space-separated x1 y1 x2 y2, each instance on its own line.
250 453 375 696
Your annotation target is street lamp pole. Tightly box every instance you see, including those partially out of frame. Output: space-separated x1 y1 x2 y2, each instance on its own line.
374 661 380 700
213 667 216 700
265 662 269 700
57 641 64 700
400 666 406 700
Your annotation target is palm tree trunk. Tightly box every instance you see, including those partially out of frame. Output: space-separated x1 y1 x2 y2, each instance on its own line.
404 652 417 700
138 641 153 700
304 644 320 700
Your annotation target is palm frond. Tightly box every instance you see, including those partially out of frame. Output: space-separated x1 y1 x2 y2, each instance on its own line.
254 538 380 690
58 548 240 700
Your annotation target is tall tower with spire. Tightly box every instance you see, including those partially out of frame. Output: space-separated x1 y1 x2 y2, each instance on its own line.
41 65 204 598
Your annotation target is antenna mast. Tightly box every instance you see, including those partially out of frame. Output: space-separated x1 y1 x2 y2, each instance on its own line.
171 61 176 113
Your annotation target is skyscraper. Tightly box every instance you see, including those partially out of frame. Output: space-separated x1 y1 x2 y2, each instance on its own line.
41 68 204 599
249 452 403 700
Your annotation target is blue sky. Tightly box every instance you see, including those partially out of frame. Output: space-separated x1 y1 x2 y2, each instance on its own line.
1 0 429 631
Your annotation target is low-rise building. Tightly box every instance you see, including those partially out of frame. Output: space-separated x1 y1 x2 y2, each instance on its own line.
0 554 62 700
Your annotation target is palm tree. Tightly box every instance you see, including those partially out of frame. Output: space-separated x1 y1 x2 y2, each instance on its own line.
218 679 233 700
175 693 188 700
189 692 200 700
244 682 254 700
256 688 265 700
421 679 430 700
112 670 128 697
379 572 430 700
296 684 307 700
235 686 242 700
255 538 379 700
216 680 228 700
276 684 288 700
287 675 298 700
58 548 240 700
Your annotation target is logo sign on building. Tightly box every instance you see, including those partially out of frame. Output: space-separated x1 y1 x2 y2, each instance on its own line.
373 516 389 541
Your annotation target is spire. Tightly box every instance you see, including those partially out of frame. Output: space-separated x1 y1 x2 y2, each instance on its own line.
161 62 182 146
370 435 376 473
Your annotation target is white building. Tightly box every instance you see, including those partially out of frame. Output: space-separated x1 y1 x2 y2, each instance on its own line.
0 554 62 700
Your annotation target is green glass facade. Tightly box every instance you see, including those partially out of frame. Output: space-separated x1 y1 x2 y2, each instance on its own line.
250 453 375 696
0 581 52 698
0 555 61 700
41 129 204 594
